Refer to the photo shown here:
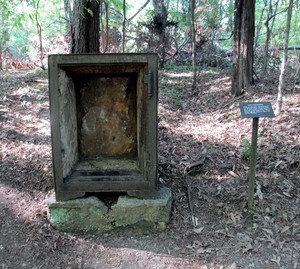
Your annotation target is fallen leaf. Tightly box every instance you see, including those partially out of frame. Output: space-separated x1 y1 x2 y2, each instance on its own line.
281 212 288 221
193 227 204 234
196 247 215 254
192 216 198 227
275 160 283 168
283 192 292 198
270 255 281 267
255 182 263 200
281 226 290 234
228 170 240 178
262 228 273 235
242 242 253 253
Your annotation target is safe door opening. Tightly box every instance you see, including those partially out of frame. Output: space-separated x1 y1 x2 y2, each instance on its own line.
48 54 158 201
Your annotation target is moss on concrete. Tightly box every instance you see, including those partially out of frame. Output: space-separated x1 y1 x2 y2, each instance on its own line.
46 187 172 234
46 195 113 233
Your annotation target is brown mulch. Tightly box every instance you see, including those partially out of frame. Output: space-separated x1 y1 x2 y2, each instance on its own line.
0 68 299 269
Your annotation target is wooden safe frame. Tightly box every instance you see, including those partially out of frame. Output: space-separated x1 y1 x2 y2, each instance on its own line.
48 54 158 201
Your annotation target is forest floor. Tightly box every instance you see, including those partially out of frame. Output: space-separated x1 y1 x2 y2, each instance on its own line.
0 67 299 269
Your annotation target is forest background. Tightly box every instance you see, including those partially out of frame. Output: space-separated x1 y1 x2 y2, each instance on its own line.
0 0 299 75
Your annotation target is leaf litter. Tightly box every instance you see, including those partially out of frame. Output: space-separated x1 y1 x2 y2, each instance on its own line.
0 68 299 268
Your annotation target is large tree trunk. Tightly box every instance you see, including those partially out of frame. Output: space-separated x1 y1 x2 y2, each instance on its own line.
71 0 100 54
231 0 255 96
275 0 293 114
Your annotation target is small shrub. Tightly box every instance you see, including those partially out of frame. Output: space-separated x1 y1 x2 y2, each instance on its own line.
241 138 251 160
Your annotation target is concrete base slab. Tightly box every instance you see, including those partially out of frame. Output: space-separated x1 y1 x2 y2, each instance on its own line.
45 187 172 234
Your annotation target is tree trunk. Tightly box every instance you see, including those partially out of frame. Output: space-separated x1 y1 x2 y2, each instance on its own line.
191 0 196 90
254 0 266 49
63 0 72 33
231 0 255 96
262 0 279 73
153 0 167 68
99 0 109 52
71 0 100 54
262 0 272 73
275 0 293 114
102 1 109 52
0 43 2 70
35 12 45 69
122 0 126 52
32 0 45 69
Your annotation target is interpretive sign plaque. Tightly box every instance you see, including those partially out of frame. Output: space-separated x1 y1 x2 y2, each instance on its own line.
239 102 275 118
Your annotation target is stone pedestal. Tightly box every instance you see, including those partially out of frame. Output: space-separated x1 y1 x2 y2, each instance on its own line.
45 187 172 234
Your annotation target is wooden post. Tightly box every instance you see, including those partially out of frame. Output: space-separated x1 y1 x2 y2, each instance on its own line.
248 117 258 210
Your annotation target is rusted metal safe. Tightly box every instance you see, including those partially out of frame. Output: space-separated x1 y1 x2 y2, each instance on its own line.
48 54 158 201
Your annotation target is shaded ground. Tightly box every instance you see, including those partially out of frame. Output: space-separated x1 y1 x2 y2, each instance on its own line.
0 68 299 269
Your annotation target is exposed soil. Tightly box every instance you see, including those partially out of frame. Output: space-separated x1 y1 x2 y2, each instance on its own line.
0 67 299 269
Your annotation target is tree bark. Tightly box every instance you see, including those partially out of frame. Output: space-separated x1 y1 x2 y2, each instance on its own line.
191 0 196 90
71 0 100 54
275 0 293 114
262 0 279 73
0 43 2 70
122 0 126 52
153 0 167 68
105 2 109 52
231 0 255 96
32 0 45 69
262 0 272 73
254 0 265 49
63 0 72 33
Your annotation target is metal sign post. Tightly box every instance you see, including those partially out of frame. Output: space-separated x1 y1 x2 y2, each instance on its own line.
239 102 275 210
